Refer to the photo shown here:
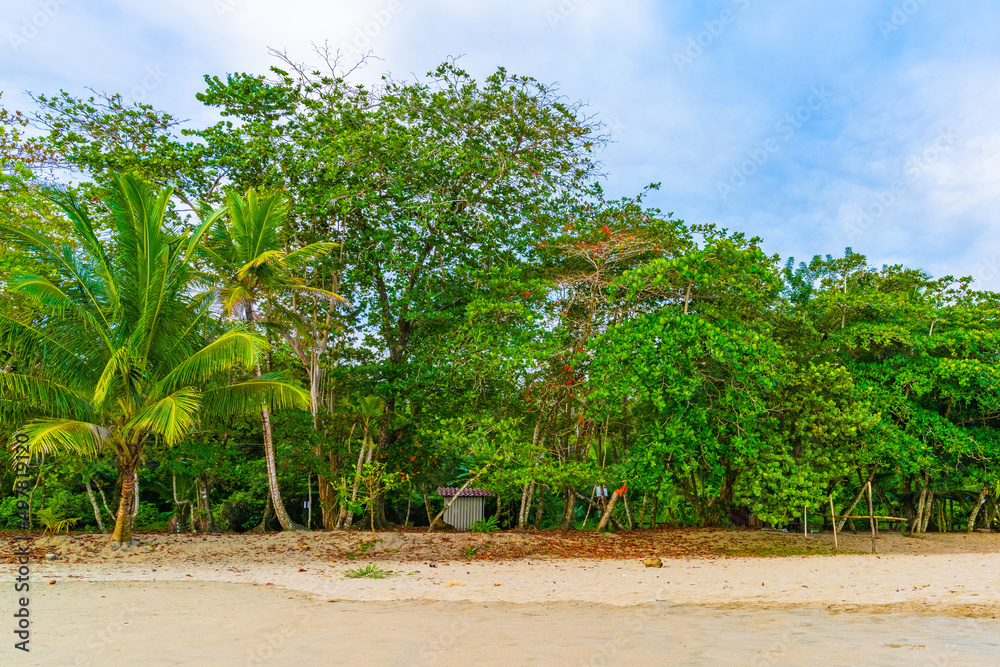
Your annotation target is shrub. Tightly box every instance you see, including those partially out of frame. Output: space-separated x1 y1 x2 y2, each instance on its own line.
0 497 20 529
470 516 500 533
134 501 165 530
217 490 265 532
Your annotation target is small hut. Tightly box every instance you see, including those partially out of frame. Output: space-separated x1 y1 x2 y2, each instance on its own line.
436 487 495 531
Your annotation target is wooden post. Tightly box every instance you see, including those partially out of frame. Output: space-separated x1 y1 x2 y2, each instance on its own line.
866 481 876 554
829 494 838 550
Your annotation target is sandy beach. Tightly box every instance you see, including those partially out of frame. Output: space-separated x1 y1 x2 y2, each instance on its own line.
5 529 1000 664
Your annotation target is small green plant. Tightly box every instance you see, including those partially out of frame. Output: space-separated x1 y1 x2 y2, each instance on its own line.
464 546 478 559
470 516 500 533
35 507 79 536
343 563 395 579
357 539 378 553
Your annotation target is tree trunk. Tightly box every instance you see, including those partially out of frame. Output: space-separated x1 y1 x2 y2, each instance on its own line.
247 299 301 533
532 486 547 529
111 459 138 545
517 480 536 531
920 491 935 533
318 472 337 530
252 492 275 533
637 492 649 529
574 492 626 531
196 475 218 532
343 432 369 529
559 488 575 531
596 490 621 532
85 480 107 533
967 486 989 532
422 488 434 525
259 399 303 531
130 470 140 521
912 473 929 535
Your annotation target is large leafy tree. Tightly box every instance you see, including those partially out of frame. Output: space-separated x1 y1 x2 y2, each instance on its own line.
0 173 309 544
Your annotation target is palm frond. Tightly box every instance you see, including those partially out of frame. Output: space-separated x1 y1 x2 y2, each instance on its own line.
0 372 93 419
283 241 338 270
21 419 109 458
201 372 310 416
122 387 201 445
158 327 266 394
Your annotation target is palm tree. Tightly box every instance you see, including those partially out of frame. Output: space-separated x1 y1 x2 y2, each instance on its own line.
0 173 309 545
202 188 340 531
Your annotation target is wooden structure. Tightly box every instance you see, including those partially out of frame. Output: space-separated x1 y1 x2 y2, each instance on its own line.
437 487 494 531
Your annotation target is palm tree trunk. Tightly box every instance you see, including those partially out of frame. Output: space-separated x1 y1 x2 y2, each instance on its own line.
258 375 303 531
111 459 137 545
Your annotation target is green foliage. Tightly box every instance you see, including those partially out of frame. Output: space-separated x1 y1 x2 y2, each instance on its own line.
134 502 164 530
4 58 1000 540
216 490 266 533
469 516 500 533
342 563 394 579
35 507 79 535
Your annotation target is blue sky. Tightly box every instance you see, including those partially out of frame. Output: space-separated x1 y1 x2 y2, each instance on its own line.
3 0 999 288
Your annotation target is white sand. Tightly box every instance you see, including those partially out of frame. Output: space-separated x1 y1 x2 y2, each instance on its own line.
30 552 1000 614
21 582 1000 665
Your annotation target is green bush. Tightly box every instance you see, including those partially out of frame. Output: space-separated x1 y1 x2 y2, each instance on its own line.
0 496 20 529
47 490 92 527
217 490 265 532
470 516 500 533
134 501 165 530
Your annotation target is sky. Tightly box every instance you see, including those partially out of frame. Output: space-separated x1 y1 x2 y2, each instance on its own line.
2 0 999 288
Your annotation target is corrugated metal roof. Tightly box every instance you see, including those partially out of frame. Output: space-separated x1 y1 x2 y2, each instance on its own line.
437 487 495 497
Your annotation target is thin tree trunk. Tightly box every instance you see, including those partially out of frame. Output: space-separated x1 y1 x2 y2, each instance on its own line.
559 488 575 530
623 491 634 529
912 473 929 535
637 492 649 529
422 488 434 525
344 432 368 529
574 491 626 531
247 299 301 532
95 480 113 520
196 475 218 532
252 493 275 533
130 471 139 521
921 491 935 533
259 397 302 531
533 486 547 529
85 480 107 533
967 485 989 532
518 480 536 531
596 490 621 532
428 472 483 532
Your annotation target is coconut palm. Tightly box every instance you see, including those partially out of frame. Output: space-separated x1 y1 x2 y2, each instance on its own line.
201 188 340 531
0 173 309 545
